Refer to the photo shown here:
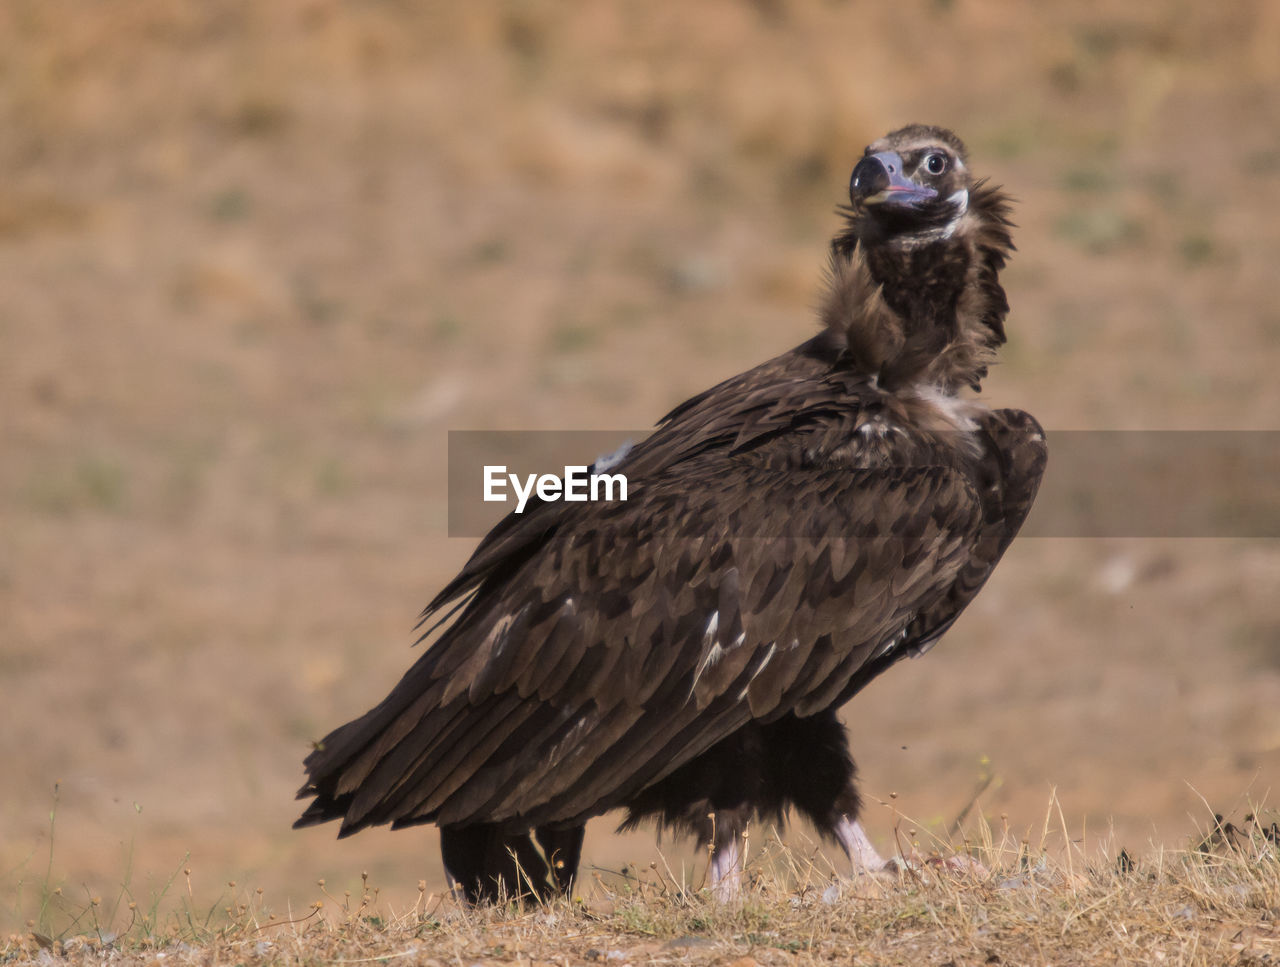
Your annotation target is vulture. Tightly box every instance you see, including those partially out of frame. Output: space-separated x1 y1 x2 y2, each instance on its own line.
295 124 1047 903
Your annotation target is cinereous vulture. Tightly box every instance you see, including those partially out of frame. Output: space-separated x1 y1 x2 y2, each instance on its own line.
296 124 1047 903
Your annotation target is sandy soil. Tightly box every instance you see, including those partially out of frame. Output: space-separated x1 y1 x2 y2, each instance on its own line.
2 0 1279 929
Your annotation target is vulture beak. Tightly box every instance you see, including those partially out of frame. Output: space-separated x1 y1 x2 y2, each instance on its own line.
850 151 938 208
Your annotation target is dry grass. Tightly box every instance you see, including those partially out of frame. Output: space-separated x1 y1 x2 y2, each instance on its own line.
6 802 1278 966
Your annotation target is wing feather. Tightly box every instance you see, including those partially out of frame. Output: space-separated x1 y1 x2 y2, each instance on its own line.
297 345 1017 834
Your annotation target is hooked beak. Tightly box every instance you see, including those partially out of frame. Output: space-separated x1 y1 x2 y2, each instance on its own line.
850 151 938 208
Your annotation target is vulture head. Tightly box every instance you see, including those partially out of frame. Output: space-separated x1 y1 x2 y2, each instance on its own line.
826 124 1014 394
849 125 973 247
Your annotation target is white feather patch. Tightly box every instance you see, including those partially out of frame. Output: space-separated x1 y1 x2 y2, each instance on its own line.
737 642 778 700
690 611 723 696
938 189 970 239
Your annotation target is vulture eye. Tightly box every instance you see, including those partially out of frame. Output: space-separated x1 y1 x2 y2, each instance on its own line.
924 152 948 176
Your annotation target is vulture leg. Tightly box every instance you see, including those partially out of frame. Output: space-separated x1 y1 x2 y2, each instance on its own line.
762 710 889 875
534 823 585 894
440 823 490 901
440 823 554 903
834 815 887 872
706 805 751 902
710 838 742 901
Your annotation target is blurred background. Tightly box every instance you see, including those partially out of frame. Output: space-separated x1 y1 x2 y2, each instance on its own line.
3 0 1280 931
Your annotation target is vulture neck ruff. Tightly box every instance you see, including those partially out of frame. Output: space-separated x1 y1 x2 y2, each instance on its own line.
823 181 1014 397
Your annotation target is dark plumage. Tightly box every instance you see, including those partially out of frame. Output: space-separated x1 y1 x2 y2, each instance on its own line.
295 124 1047 903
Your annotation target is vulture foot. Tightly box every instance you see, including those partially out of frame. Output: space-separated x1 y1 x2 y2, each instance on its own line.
885 851 990 880
834 815 888 873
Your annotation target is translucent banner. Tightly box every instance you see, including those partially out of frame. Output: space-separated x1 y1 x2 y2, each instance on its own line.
447 430 1280 539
